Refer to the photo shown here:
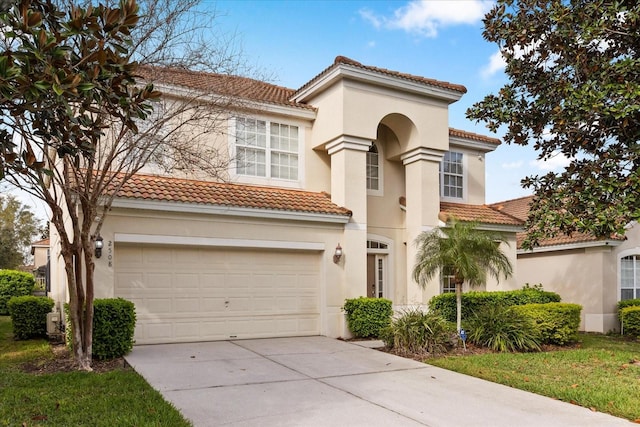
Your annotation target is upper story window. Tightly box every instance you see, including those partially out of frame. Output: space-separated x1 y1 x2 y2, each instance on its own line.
621 255 640 300
366 143 380 191
441 151 464 200
235 117 299 181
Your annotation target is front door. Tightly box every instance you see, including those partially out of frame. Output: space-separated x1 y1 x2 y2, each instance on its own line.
367 254 386 298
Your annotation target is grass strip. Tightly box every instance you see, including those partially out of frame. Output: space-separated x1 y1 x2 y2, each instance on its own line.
0 316 191 427
428 333 640 421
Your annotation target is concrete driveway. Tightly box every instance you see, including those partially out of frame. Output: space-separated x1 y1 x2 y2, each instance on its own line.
125 336 631 426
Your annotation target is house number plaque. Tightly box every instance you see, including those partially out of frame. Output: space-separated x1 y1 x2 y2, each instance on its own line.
107 240 113 268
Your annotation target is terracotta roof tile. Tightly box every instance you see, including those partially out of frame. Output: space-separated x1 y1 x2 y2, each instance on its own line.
490 196 623 248
449 128 501 146
137 66 315 111
31 238 50 246
439 202 523 227
295 56 467 97
107 173 352 217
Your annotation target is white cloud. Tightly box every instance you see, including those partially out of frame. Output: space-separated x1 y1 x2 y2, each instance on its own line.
501 160 523 169
481 50 506 78
530 151 572 171
360 0 493 38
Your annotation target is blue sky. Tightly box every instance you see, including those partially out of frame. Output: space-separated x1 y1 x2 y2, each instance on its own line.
210 0 569 204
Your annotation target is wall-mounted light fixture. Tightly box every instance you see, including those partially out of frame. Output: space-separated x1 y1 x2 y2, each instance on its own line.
95 235 104 259
333 243 343 264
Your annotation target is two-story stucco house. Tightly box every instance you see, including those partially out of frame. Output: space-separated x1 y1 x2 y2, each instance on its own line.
49 56 522 344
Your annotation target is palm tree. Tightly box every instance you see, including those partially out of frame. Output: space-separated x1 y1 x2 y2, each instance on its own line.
412 219 513 333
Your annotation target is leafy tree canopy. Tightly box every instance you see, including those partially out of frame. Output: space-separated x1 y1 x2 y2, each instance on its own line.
0 195 41 269
467 0 640 248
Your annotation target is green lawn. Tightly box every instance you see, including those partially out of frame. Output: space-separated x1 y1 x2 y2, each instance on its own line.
428 333 640 421
0 316 191 427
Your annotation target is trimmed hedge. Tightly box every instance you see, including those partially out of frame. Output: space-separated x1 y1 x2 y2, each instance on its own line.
7 296 54 340
429 289 562 323
620 306 640 338
343 297 393 338
512 303 582 345
93 298 136 360
0 270 36 315
65 298 137 360
617 299 640 321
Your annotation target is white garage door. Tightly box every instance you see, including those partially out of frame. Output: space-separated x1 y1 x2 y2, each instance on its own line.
114 244 321 344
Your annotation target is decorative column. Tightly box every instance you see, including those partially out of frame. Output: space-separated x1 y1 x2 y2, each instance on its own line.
401 147 444 305
326 135 370 300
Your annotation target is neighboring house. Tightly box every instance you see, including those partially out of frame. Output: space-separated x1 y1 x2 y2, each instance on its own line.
30 238 50 291
491 196 632 333
49 56 521 344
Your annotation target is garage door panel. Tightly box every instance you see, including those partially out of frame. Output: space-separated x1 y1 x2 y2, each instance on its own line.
115 245 322 344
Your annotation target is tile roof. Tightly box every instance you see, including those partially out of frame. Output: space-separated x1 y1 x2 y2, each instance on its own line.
295 56 468 97
138 56 470 114
106 173 352 218
137 66 315 111
490 196 623 249
31 238 50 246
449 128 501 146
439 202 523 227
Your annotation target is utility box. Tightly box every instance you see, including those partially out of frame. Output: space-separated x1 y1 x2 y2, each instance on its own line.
46 312 61 335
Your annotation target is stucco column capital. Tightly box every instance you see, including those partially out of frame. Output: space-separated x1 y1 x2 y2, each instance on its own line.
326 135 372 156
401 147 445 165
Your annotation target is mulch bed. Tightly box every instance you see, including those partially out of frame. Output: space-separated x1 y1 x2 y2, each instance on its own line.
21 344 129 374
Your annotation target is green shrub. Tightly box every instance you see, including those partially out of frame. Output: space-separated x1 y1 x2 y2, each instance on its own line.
620 306 640 337
512 303 582 345
381 308 455 355
617 299 640 321
429 288 561 323
93 298 136 360
7 296 54 340
466 304 541 352
343 297 392 338
65 298 137 360
0 270 36 315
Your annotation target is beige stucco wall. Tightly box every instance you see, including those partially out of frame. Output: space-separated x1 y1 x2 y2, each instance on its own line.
517 246 618 332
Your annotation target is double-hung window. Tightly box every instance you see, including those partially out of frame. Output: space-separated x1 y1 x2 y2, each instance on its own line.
440 151 464 199
621 255 640 300
235 117 299 180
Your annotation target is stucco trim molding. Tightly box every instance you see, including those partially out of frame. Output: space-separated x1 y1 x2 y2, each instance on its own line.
401 147 445 165
110 199 351 224
518 239 622 254
114 233 325 251
326 135 372 155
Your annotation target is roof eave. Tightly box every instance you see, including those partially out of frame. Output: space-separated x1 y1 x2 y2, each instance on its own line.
449 134 500 153
517 239 623 254
111 198 351 224
149 81 317 120
292 63 465 104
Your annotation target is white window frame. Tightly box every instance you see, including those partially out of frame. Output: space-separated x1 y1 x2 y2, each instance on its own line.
229 116 304 188
619 249 640 301
440 151 466 202
367 141 383 196
441 267 456 294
